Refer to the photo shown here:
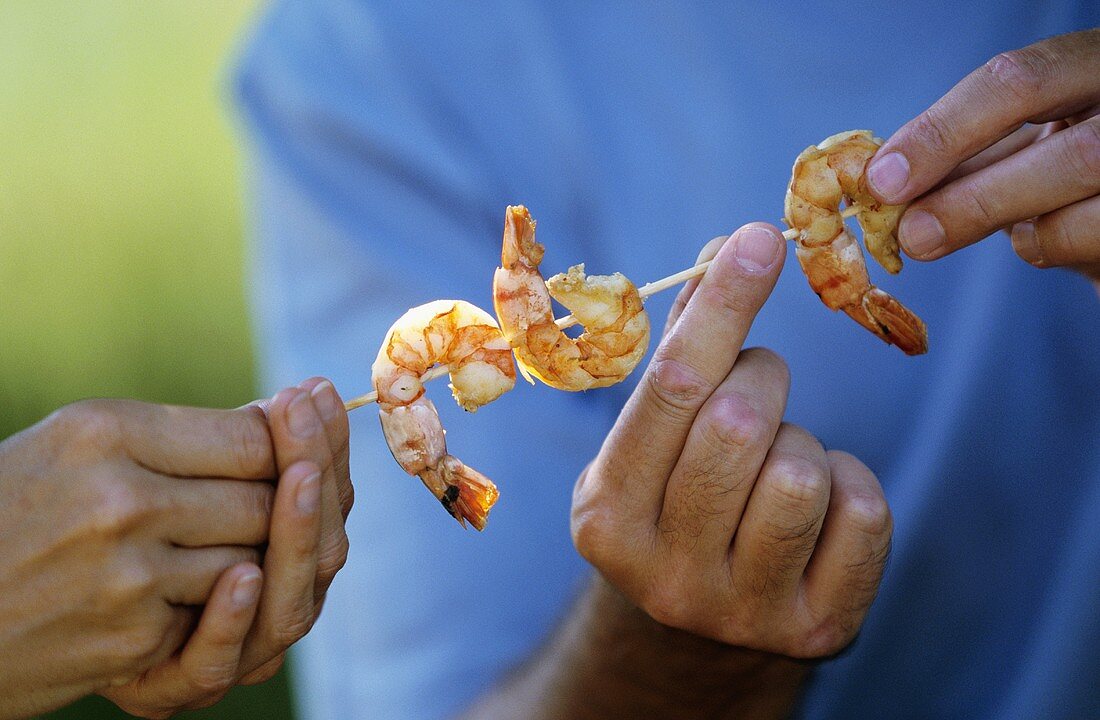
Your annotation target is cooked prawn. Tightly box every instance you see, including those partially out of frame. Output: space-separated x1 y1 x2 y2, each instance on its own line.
492 205 651 391
371 300 516 530
784 130 928 355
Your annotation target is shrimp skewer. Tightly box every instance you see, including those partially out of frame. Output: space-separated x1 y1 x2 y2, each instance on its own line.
372 300 515 530
784 130 928 355
492 205 652 391
341 213 877 410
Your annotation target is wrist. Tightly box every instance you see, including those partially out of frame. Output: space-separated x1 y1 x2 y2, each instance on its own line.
505 574 811 720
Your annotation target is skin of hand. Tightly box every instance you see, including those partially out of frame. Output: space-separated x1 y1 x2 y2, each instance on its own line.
99 378 353 719
865 28 1100 281
0 379 352 720
463 225 892 720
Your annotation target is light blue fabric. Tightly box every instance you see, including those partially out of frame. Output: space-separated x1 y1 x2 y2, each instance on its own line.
232 2 1100 718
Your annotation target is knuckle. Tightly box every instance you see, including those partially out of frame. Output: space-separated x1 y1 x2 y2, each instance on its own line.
570 503 617 567
1035 214 1076 267
908 106 957 159
252 483 276 522
188 662 237 695
100 561 158 612
241 655 284 685
640 579 694 629
231 413 273 477
702 393 770 452
338 478 355 517
318 532 350 583
843 494 894 540
768 457 829 506
983 49 1053 104
87 479 150 539
791 613 861 659
1066 119 1100 181
51 399 122 450
695 277 759 316
270 609 314 648
114 623 165 669
955 181 1001 231
645 356 712 418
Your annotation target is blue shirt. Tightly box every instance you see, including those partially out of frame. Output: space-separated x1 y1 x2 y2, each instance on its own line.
233 2 1100 718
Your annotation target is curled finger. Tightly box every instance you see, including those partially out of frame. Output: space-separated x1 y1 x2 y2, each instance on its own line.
899 118 1100 259
801 451 892 657
239 458 322 674
729 424 831 608
868 29 1100 205
1012 193 1100 270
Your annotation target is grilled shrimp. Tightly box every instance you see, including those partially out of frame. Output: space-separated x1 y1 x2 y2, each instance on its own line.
371 300 516 529
784 130 928 355
493 205 651 391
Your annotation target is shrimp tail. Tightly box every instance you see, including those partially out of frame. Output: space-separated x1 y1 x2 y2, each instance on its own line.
845 288 928 356
420 456 500 531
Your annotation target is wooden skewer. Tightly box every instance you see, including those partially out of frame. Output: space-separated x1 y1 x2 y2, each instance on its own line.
344 206 863 410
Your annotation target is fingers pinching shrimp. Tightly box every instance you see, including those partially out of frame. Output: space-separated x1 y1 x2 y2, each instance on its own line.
785 130 929 355
372 300 516 530
493 205 651 390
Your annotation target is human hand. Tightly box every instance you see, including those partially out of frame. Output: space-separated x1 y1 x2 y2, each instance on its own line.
100 378 353 718
0 399 274 719
865 29 1100 281
571 225 893 658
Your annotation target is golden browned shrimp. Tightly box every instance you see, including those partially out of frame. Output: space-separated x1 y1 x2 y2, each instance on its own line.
492 205 651 391
784 130 928 355
371 300 516 529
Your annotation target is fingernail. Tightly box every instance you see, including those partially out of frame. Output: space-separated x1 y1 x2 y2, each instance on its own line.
287 391 321 438
867 152 910 202
732 226 781 272
232 571 262 607
1011 221 1043 266
310 380 341 422
296 472 321 514
899 210 945 258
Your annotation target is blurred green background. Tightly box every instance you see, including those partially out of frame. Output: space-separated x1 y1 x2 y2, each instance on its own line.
0 1 296 718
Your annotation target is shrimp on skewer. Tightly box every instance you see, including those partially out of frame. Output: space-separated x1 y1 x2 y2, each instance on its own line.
784 130 928 355
493 205 651 391
371 300 516 530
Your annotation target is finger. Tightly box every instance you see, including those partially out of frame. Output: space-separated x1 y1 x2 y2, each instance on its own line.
898 118 1100 259
1013 193 1100 269
159 476 274 547
802 451 892 647
867 29 1100 204
940 122 1045 184
729 424 831 602
102 606 197 691
595 223 785 517
662 234 730 337
162 546 261 605
239 459 322 674
238 653 285 686
269 386 349 604
115 400 276 480
296 378 353 520
659 348 789 559
143 606 200 675
138 564 263 711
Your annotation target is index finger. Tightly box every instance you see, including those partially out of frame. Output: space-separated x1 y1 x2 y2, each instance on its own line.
117 401 276 480
592 223 785 517
867 30 1100 205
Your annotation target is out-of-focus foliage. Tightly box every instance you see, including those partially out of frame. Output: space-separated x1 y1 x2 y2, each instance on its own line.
0 1 295 718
